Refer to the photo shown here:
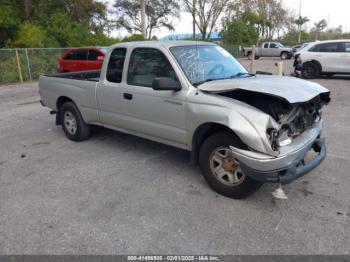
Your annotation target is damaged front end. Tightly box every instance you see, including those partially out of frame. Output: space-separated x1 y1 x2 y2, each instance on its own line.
200 76 331 184
220 88 330 154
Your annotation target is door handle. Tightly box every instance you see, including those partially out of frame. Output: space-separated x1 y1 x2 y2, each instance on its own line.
123 93 133 100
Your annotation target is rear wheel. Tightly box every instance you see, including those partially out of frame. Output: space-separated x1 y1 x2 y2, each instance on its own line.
247 52 252 60
199 132 263 199
60 102 91 141
301 62 320 79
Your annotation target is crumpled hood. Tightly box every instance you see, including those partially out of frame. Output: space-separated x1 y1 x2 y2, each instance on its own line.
199 75 330 104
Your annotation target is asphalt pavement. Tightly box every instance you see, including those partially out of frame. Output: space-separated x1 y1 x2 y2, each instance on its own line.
0 59 349 254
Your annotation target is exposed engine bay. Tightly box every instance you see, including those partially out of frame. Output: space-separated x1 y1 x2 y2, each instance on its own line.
218 89 331 151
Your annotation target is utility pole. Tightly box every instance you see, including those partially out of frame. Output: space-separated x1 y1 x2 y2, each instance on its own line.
141 0 146 38
192 0 196 39
298 0 302 44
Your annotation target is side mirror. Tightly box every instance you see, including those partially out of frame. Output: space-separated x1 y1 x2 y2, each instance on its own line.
97 56 104 61
152 77 181 91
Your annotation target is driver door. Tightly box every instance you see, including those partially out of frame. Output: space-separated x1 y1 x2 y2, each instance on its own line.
120 47 188 147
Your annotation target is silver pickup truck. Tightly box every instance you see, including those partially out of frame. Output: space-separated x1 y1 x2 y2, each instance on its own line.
39 41 330 199
243 42 293 60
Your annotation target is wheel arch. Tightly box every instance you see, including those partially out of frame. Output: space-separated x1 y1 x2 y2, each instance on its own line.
190 122 247 165
303 59 322 71
55 96 77 125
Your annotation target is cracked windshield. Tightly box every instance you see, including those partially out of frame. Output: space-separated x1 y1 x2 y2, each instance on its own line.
170 45 249 85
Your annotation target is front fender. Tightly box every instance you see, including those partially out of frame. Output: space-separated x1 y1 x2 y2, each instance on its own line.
187 93 279 156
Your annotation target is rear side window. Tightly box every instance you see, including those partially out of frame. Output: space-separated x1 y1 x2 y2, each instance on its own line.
106 48 127 83
263 43 269 48
127 48 177 87
88 50 102 61
75 50 88 60
319 43 338 52
310 42 344 52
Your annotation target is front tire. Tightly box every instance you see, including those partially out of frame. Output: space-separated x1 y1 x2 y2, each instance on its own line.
199 132 263 199
301 62 320 79
60 102 91 141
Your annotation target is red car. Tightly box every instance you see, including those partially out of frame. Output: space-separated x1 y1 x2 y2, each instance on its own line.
58 48 106 73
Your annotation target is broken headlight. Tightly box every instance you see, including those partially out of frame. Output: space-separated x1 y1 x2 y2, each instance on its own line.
267 128 293 151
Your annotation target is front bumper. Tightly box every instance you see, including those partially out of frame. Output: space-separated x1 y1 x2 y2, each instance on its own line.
230 122 326 184
293 58 303 71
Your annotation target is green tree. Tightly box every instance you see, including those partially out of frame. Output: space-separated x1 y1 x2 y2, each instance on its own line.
0 2 20 47
114 0 179 39
183 0 230 39
13 22 48 47
121 34 145 42
312 19 328 40
221 12 259 45
0 0 115 47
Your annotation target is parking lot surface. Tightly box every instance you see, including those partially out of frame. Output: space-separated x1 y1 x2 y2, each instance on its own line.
0 59 350 254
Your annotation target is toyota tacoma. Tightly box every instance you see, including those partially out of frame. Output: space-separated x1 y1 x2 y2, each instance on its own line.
39 41 330 199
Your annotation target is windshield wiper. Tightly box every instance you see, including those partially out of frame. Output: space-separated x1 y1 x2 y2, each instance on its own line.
192 78 217 87
230 72 255 78
192 73 255 86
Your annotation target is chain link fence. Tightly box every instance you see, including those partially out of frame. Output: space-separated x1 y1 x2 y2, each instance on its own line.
220 43 243 58
0 44 243 85
0 48 72 84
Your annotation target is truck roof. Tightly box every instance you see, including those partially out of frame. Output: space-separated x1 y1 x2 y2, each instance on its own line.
109 40 216 49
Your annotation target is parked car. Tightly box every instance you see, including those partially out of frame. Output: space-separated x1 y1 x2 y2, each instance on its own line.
39 41 330 199
292 42 315 54
294 39 350 79
292 45 302 53
58 48 106 73
243 42 293 60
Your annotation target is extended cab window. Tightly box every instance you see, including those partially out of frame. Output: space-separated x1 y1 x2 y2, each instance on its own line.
127 48 177 87
106 48 126 83
263 43 269 48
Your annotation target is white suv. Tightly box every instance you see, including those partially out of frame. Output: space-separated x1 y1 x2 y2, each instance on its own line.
294 39 350 78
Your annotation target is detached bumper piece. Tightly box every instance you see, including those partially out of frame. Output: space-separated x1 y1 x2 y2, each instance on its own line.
237 138 326 185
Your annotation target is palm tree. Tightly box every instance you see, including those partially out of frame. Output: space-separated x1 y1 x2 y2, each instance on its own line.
313 19 328 40
294 16 310 43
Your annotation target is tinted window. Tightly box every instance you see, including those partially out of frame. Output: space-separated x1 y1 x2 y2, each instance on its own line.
88 50 102 61
345 43 350 52
310 42 345 53
319 43 339 52
106 48 126 83
64 51 76 60
127 48 177 87
270 43 278 48
75 50 88 60
263 43 269 48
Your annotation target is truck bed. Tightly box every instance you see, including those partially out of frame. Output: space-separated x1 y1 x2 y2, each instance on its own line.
45 70 101 82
